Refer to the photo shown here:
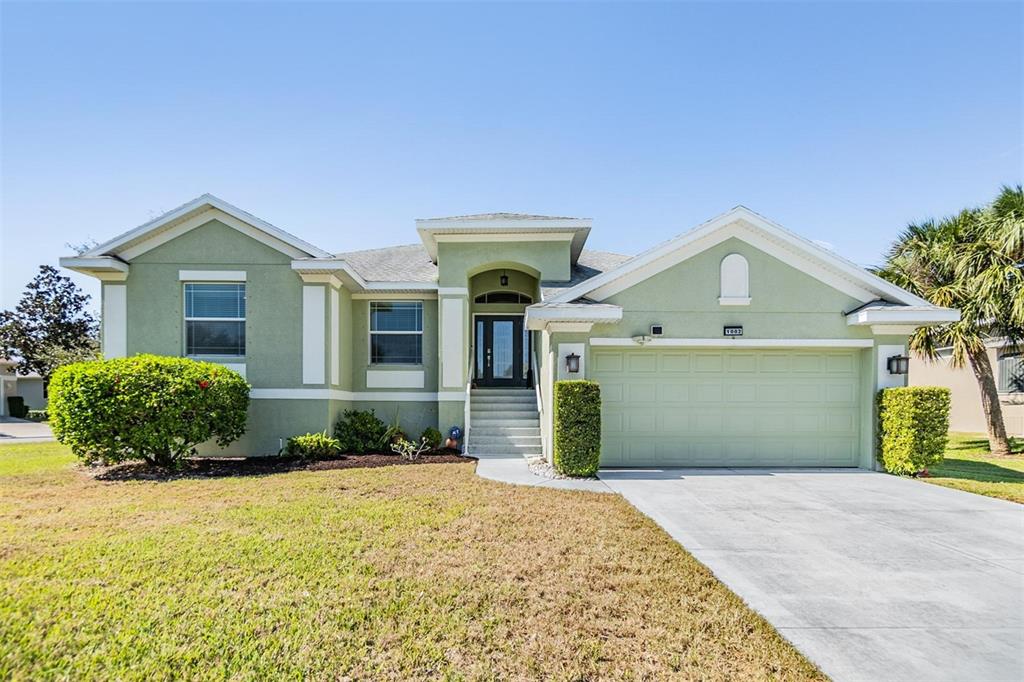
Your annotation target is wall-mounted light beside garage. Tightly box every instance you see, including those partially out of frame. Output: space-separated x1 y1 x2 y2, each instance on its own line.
886 355 910 375
565 352 581 374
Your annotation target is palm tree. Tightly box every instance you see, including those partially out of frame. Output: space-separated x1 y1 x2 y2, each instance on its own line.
876 186 1024 457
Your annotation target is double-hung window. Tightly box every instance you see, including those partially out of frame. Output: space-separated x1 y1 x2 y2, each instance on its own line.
184 283 246 356
370 301 422 364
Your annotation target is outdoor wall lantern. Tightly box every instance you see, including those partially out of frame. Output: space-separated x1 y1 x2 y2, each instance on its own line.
499 271 509 287
887 355 910 375
565 352 581 374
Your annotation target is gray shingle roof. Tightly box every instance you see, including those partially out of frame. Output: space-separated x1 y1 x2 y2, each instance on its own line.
334 244 437 283
541 250 634 299
334 243 633 293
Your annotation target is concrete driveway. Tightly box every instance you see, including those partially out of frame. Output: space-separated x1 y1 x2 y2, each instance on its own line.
0 417 54 442
598 468 1024 682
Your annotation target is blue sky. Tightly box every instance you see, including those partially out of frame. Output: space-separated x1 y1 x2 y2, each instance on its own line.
2 1 1021 312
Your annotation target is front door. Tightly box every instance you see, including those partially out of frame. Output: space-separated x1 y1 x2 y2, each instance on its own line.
475 315 528 387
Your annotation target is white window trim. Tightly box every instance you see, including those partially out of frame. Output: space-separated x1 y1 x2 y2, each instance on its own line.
369 300 424 366
183 282 246 358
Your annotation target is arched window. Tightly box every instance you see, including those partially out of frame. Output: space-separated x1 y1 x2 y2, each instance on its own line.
719 253 750 305
474 291 533 304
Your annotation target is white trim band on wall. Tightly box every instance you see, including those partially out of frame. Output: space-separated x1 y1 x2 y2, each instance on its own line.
178 270 247 282
250 388 465 401
588 337 875 348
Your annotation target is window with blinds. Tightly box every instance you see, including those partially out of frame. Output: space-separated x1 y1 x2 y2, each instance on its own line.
184 283 246 356
998 353 1024 393
370 301 423 364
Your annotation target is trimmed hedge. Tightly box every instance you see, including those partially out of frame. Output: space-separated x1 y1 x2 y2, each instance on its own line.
284 431 341 459
553 380 602 476
877 386 951 475
49 355 250 467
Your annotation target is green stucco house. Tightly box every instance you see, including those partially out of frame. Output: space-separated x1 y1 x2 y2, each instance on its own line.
61 194 957 468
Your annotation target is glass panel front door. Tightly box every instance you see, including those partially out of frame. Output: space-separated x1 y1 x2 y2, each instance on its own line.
475 316 528 387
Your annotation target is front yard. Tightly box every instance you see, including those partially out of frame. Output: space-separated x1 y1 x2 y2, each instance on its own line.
920 432 1024 503
0 442 823 681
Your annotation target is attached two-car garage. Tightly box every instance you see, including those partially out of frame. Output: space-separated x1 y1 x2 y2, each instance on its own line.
592 347 867 467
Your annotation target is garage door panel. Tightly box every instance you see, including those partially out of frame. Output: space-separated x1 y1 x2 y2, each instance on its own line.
595 349 862 467
658 384 689 402
602 383 625 402
661 353 691 372
593 352 623 373
628 354 658 372
694 353 724 372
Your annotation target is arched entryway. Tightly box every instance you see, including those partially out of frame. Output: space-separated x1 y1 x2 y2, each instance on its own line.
469 266 539 388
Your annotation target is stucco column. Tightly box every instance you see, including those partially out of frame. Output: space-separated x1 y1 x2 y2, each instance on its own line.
437 288 469 434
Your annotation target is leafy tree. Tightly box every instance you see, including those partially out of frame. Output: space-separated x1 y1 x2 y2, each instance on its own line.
0 265 99 384
876 186 1024 456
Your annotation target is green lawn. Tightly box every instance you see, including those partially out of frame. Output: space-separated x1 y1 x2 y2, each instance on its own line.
0 442 823 681
921 432 1024 503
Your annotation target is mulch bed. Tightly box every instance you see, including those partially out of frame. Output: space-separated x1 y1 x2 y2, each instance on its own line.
89 450 474 482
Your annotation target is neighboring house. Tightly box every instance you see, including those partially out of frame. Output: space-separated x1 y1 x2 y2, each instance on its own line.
61 194 957 467
910 340 1024 435
0 359 45 416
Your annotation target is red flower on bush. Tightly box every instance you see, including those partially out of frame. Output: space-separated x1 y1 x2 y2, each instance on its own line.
198 379 210 390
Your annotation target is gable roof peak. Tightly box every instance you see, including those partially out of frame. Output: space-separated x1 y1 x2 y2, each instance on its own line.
79 193 332 260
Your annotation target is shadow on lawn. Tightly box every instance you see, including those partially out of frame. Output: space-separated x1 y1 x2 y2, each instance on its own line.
946 435 1024 455
931 457 1024 484
90 451 474 483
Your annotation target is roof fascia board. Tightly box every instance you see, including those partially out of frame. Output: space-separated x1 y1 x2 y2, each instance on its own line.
116 208 313 261
547 207 931 306
589 337 876 348
847 307 961 326
84 194 331 260
525 303 622 330
417 224 591 264
415 218 591 230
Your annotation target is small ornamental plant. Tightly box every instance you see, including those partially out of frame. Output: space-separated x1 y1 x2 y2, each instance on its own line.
48 355 250 467
877 386 951 475
284 431 342 460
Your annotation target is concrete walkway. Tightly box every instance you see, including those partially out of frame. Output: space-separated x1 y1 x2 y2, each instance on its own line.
474 454 612 492
0 417 54 443
598 467 1024 682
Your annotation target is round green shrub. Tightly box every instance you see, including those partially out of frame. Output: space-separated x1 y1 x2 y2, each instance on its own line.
284 431 341 459
553 380 602 477
420 426 443 449
49 354 250 467
334 409 387 453
877 386 951 475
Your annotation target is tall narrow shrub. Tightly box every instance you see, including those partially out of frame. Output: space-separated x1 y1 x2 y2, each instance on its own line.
877 386 951 475
553 380 602 476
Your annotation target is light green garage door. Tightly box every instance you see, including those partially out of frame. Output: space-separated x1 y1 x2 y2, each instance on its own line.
592 348 863 467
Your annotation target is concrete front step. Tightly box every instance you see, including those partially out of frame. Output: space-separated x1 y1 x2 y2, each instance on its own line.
471 389 535 398
471 439 542 449
470 398 536 407
471 428 542 439
472 418 540 428
468 403 536 413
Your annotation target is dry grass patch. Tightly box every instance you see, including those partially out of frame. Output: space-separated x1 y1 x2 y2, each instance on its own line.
0 442 824 680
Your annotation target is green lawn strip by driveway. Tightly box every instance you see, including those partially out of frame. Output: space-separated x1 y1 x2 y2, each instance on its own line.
921 432 1024 504
0 442 824 681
